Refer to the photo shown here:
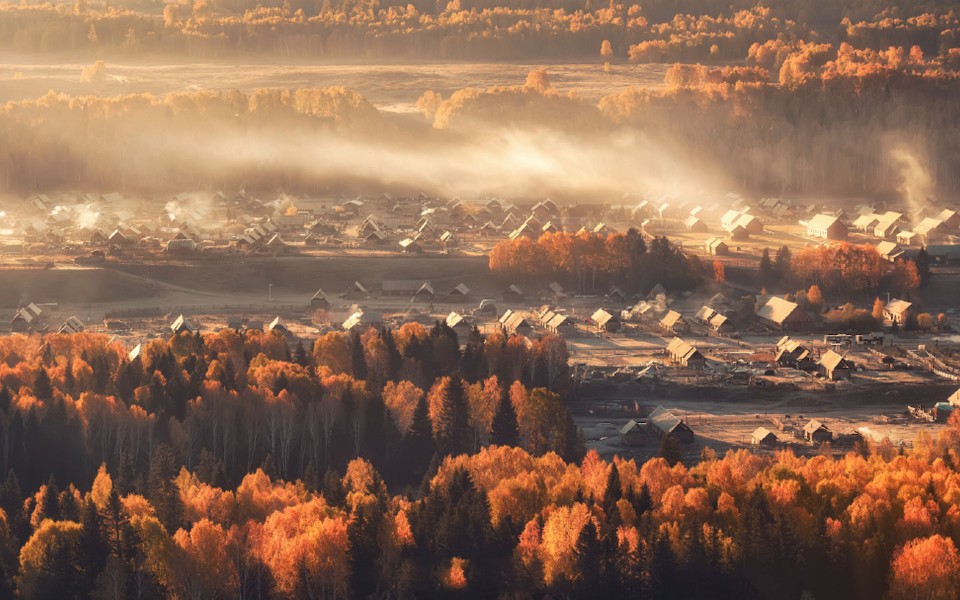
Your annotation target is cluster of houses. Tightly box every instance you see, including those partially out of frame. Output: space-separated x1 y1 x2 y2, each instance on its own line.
751 418 862 448
774 336 853 380
12 191 639 261
803 205 960 259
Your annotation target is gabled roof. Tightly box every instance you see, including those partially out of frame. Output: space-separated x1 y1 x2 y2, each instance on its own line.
756 296 800 325
312 288 331 303
171 314 195 333
806 214 841 230
450 283 470 295
546 313 571 329
709 313 728 329
58 316 85 334
695 306 717 321
620 419 640 435
267 316 287 332
666 337 701 362
660 310 684 328
591 308 616 326
803 419 829 434
752 427 778 443
819 349 849 370
648 405 685 435
446 311 466 328
885 298 913 315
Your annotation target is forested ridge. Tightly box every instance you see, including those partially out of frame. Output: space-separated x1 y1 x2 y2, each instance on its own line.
2 0 960 60
4 63 960 196
0 333 959 597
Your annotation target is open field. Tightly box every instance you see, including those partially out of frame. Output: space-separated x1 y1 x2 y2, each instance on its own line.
0 57 670 110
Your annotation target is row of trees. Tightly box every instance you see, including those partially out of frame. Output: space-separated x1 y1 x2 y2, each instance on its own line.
8 416 960 597
488 230 703 293
789 242 922 294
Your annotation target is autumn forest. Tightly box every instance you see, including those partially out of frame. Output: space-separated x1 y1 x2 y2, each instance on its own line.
0 330 955 598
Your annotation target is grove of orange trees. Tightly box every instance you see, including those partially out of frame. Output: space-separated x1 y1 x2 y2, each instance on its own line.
489 231 703 293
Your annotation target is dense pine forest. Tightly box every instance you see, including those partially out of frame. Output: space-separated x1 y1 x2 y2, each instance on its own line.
0 329 955 598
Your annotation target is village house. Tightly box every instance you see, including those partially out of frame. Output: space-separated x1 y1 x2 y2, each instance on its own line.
684 216 707 232
704 237 730 256
936 208 960 228
445 311 471 339
948 388 960 407
58 316 85 334
503 284 524 302
500 310 532 336
804 214 848 240
896 230 919 246
818 350 852 380
666 337 706 368
647 406 695 445
775 337 815 370
310 289 331 310
756 296 808 330
11 303 43 332
545 313 577 336
342 310 383 334
727 224 750 241
591 308 621 333
732 213 763 235
660 310 689 334
399 238 423 254
873 211 904 239
449 283 470 298
751 427 779 447
853 213 880 233
883 298 916 325
803 419 833 444
875 241 906 262
171 314 196 334
913 217 950 243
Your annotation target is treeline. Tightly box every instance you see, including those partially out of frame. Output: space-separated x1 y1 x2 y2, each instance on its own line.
4 68 960 196
5 416 960 597
5 0 959 61
488 231 703 293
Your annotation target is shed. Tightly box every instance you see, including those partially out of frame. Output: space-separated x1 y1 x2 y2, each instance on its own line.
647 406 694 444
751 427 779 447
818 350 852 380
